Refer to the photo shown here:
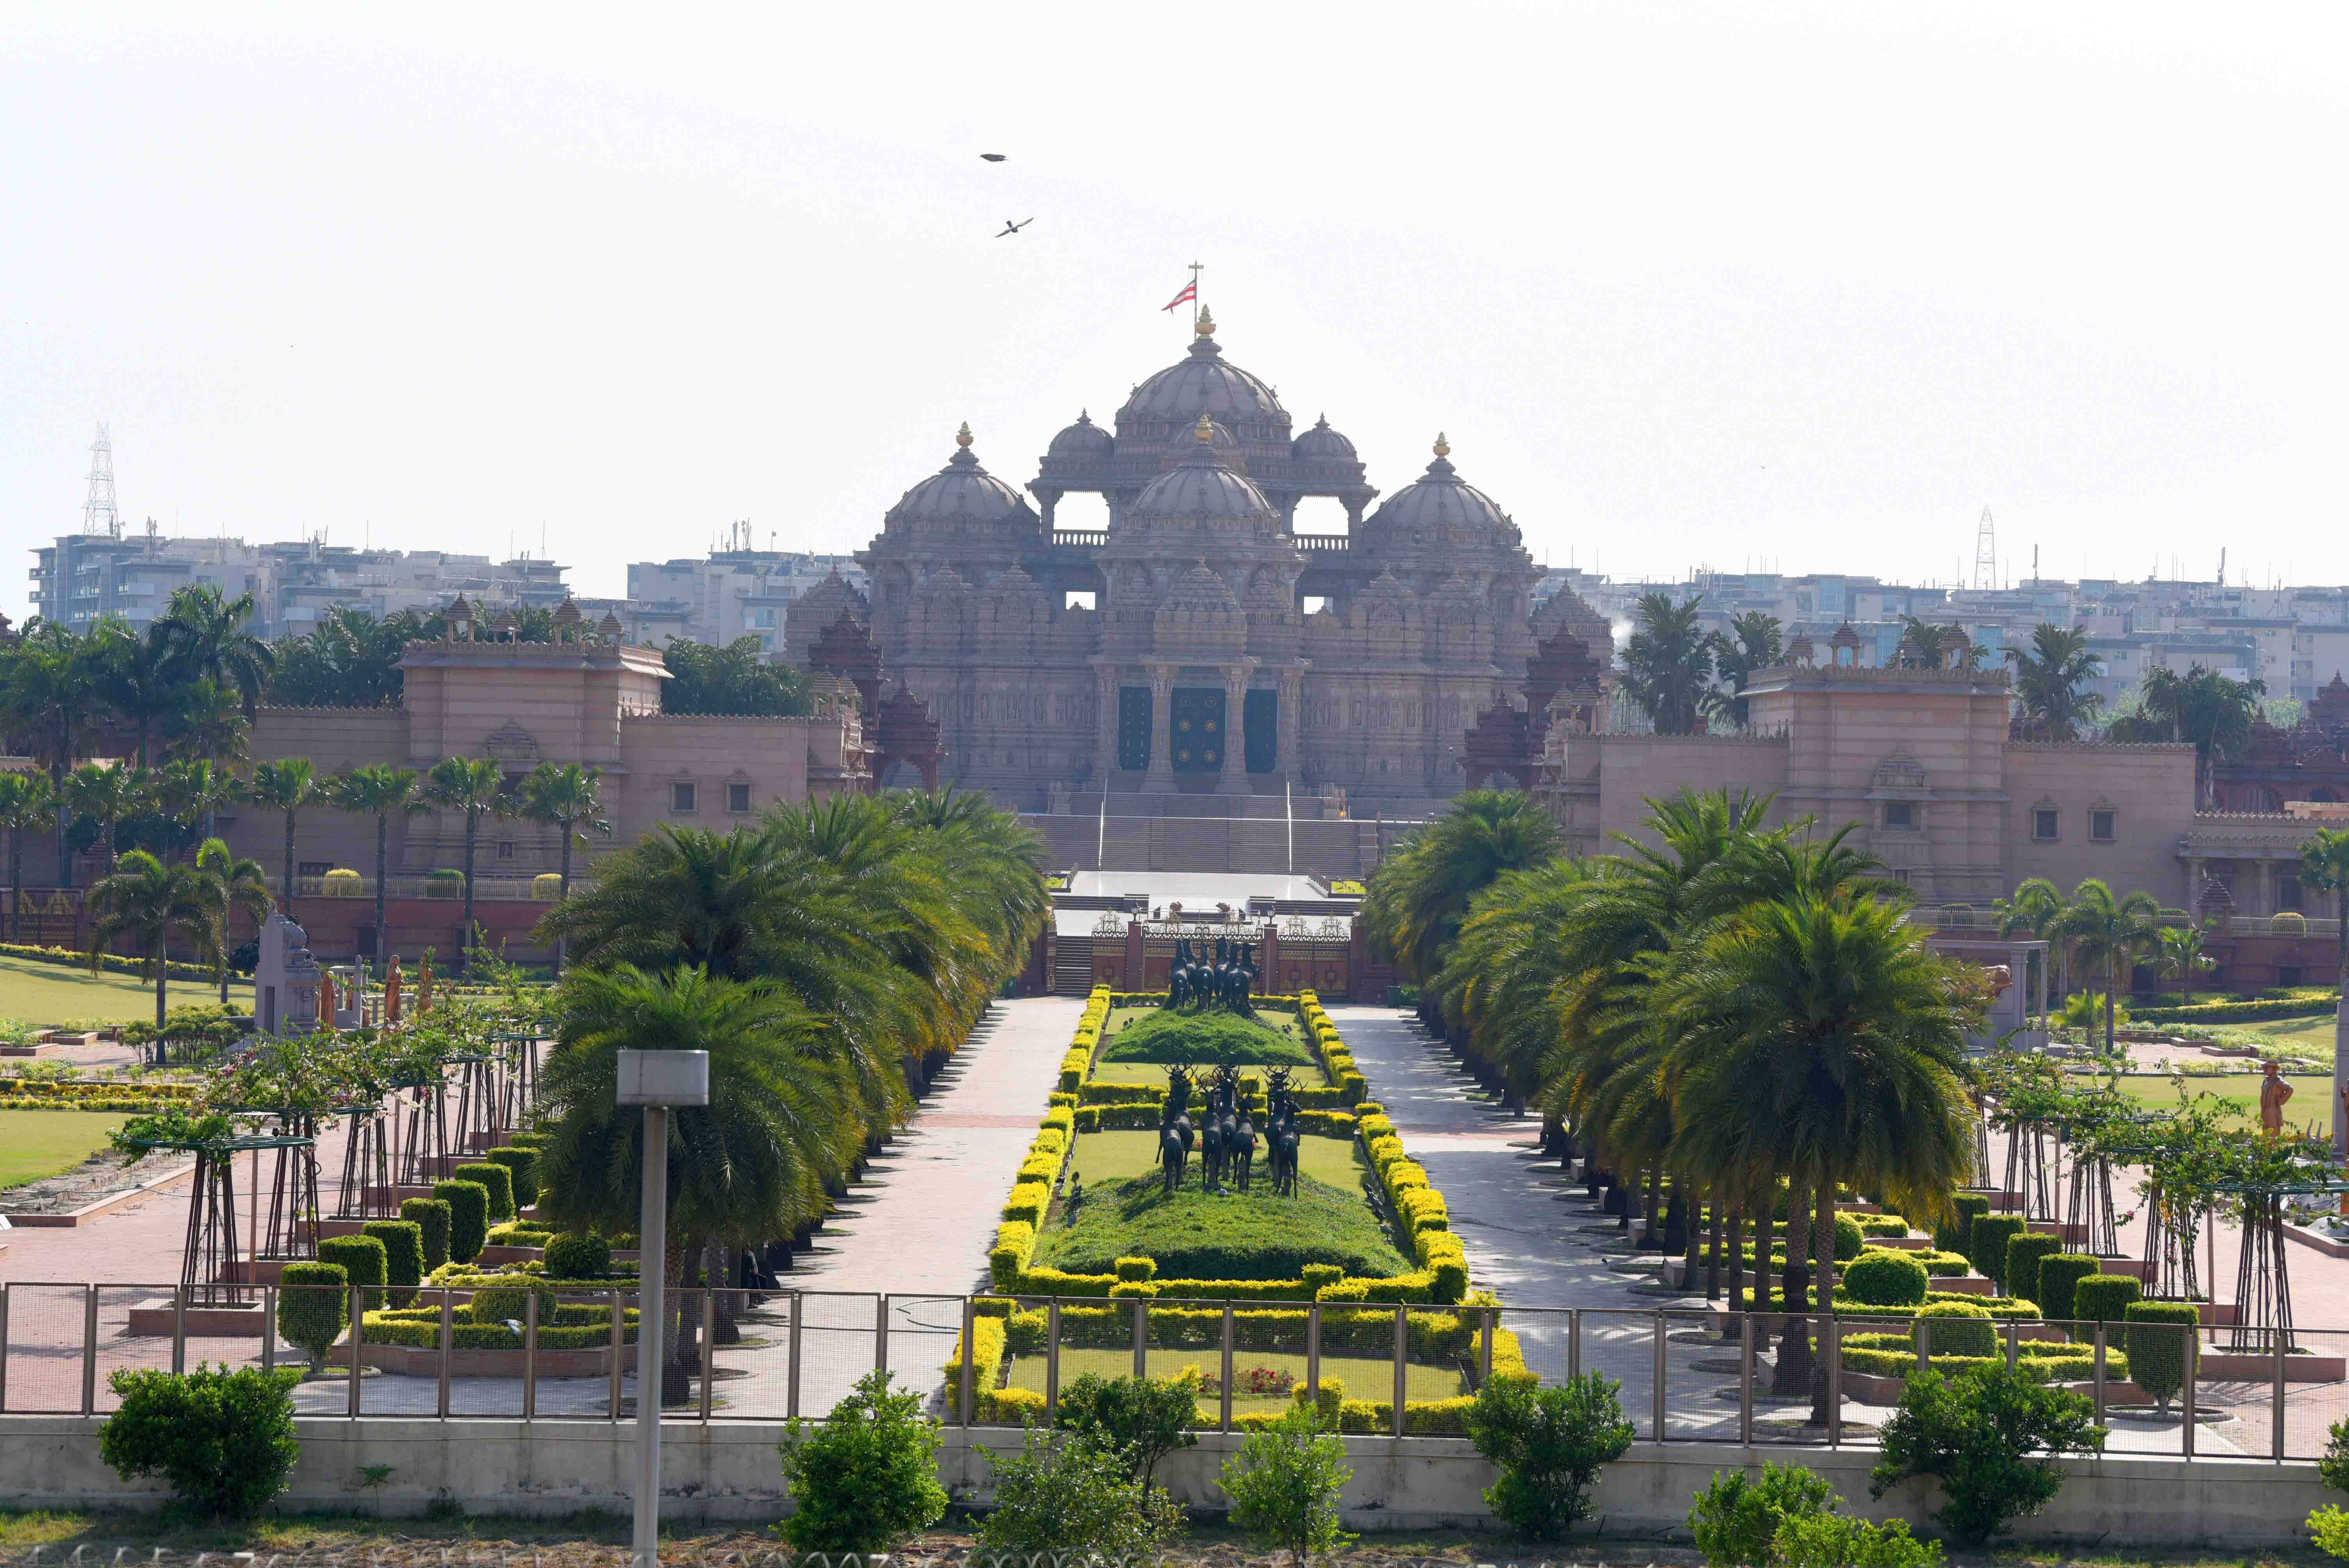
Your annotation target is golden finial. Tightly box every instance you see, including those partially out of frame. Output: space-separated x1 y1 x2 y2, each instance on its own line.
955 421 973 448
1433 432 1451 458
1195 305 1216 337
1194 413 1215 444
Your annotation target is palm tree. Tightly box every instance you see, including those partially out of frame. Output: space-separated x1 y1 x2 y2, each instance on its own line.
518 762 608 979
2004 624 2104 741
85 849 224 1030
90 619 180 767
2110 665 2266 806
1661 888 1978 1425
331 765 425 964
2050 880 2164 1050
1993 877 2069 1024
0 623 104 886
1620 593 1716 734
1358 789 1562 1014
2156 920 2217 1007
1711 612 1784 729
422 757 510 962
534 964 861 1402
2298 827 2349 992
62 762 148 876
249 759 321 901
157 757 247 849
157 584 275 722
0 771 53 943
196 836 271 1005
158 679 253 771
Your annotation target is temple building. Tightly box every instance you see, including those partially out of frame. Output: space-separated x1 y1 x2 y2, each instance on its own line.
789 308 1609 808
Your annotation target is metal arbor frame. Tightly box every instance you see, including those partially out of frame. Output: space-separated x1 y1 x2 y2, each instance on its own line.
120 1132 317 1307
336 1106 399 1219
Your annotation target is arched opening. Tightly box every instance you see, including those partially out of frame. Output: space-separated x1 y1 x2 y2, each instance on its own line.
1290 496 1351 539
1052 492 1112 539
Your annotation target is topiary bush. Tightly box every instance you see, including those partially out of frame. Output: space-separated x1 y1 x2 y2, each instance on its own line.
360 1219 425 1308
1114 1256 1158 1282
1843 1251 1930 1308
484 1146 539 1209
1913 1301 1996 1360
401 1197 453 1271
2123 1301 2201 1411
776 1368 948 1553
317 1233 389 1311
97 1363 305 1520
276 1261 349 1370
1968 1215 2026 1288
2071 1273 2142 1332
1463 1369 1635 1540
1937 1193 1991 1255
468 1277 556 1328
544 1231 613 1281
2034 1254 2101 1324
452 1161 516 1222
1834 1214 1865 1262
1688 1461 1839 1568
433 1180 490 1263
2004 1232 2064 1309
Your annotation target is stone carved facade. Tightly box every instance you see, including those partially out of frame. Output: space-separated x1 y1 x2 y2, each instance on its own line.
811 312 1588 802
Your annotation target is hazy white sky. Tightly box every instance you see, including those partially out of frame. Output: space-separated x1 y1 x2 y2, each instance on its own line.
2 3 2342 613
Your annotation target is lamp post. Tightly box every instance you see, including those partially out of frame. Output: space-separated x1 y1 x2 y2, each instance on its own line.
616 1048 709 1568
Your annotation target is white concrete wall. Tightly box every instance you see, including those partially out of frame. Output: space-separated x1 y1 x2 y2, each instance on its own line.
0 1419 2327 1546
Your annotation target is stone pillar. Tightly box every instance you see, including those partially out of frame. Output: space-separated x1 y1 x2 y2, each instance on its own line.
1124 918 1144 993
2186 856 2205 922
1276 669 1303 781
1218 666 1249 794
1144 664 1175 792
1260 919 1281 997
1095 666 1120 783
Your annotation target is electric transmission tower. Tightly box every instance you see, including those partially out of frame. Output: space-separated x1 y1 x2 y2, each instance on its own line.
82 423 119 538
1972 505 1996 590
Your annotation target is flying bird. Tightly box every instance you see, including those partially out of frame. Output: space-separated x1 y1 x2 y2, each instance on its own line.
996 217 1034 237
980 153 1007 162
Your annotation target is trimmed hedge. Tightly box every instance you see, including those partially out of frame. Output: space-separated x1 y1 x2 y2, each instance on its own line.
433 1180 490 1264
2034 1254 2101 1324
2005 1232 2064 1309
276 1261 349 1367
1968 1215 2026 1288
2124 1301 2201 1408
452 1162 516 1223
401 1198 453 1271
1938 1193 1991 1255
2133 997 2336 1024
484 1146 539 1209
2073 1273 2144 1330
361 1301 636 1350
360 1220 425 1308
1843 1250 1929 1307
1912 1300 1996 1358
545 1232 613 1280
317 1234 388 1311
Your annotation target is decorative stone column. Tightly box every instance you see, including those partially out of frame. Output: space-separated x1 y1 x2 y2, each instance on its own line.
1276 669 1304 781
1144 664 1175 792
1094 665 1120 783
1218 666 1249 794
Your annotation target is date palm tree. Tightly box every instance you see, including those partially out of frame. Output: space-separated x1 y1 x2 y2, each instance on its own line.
86 849 224 1030
1358 789 1561 1024
0 771 54 943
2004 624 2104 741
249 758 321 901
422 756 510 964
196 836 271 1005
2111 664 2266 807
1712 611 1784 729
518 762 608 979
157 584 275 722
91 618 180 767
330 765 425 964
2049 879 2164 1050
157 757 247 850
1620 592 1716 734
62 762 148 876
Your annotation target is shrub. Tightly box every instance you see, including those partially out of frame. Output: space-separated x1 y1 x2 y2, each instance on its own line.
321 868 362 897
425 868 465 899
1834 1213 1865 1262
276 1261 349 1370
2311 1505 2349 1563
98 1363 305 1519
433 1180 490 1263
2123 1302 2201 1411
453 1161 516 1222
2071 1273 2142 1331
1113 1256 1158 1282
1219 1405 1355 1564
1463 1369 1634 1540
469 1278 555 1327
1913 1301 1996 1360
1967 1215 2025 1288
775 1369 947 1552
544 1231 613 1281
317 1234 389 1311
1774 1513 1945 1568
401 1197 453 1271
360 1220 426 1308
2322 1416 2349 1495
1870 1364 2106 1547
1937 1193 1990 1255
1844 1251 1929 1308
1054 1371 1199 1489
978 1424 1183 1559
484 1146 539 1209
1689 1461 1838 1567
2034 1254 2101 1324
2004 1232 2063 1308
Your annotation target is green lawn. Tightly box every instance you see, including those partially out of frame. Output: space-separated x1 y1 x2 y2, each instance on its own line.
0 1109 130 1190
1002 1345 1467 1415
1086 1057 1331 1088
0 954 252 1027
1099 1005 1314 1067
2109 1071 2331 1135
1035 1171 1410 1280
1070 1129 1365 1189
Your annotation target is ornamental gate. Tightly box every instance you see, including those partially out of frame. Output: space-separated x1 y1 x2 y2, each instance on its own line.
1169 686 1225 773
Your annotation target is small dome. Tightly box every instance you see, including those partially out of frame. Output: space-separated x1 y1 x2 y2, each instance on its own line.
886 424 1035 531
1128 415 1280 526
1291 415 1356 463
1117 310 1288 430
1362 434 1514 542
1047 410 1115 463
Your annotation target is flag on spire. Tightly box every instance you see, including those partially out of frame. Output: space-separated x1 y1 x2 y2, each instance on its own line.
1161 280 1197 313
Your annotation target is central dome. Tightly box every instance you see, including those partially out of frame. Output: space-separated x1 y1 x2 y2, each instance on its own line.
1116 309 1288 434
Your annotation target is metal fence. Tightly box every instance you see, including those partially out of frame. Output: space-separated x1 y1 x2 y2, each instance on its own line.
0 1283 2337 1462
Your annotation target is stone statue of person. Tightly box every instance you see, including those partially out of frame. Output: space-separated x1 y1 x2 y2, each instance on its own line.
2261 1058 2294 1137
